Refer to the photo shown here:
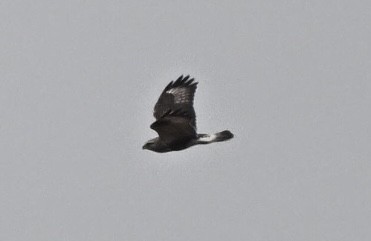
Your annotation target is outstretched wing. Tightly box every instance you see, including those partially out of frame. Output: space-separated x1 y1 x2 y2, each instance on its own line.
150 109 196 145
153 75 198 128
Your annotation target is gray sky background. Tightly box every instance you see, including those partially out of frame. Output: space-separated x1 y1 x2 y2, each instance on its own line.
1 1 370 240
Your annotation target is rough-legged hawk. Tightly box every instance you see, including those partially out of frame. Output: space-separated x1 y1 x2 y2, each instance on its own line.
143 75 233 153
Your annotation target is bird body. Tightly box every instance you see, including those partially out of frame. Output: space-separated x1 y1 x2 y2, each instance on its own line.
143 75 233 153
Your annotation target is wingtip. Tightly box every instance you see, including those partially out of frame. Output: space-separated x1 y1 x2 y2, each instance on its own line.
165 75 198 90
176 75 183 82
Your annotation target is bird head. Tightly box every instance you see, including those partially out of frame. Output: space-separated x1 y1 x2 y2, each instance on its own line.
142 139 157 151
142 138 171 152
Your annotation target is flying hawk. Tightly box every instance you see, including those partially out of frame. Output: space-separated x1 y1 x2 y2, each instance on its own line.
143 75 233 153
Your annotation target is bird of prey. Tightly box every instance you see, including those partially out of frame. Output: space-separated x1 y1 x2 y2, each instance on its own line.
143 75 233 153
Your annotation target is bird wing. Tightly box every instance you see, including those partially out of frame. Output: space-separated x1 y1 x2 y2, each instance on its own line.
150 109 197 145
153 75 198 129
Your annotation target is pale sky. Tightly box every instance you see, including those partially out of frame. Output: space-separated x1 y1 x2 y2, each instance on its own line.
1 1 370 240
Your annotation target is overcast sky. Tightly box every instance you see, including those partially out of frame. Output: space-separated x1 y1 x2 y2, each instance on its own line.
1 1 370 240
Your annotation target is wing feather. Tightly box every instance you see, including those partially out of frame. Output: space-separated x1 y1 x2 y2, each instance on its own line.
150 110 196 145
153 75 198 129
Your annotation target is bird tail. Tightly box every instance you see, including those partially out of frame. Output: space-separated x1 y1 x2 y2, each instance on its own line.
196 130 234 144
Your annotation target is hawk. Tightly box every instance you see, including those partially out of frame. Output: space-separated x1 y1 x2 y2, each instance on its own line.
143 75 234 153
